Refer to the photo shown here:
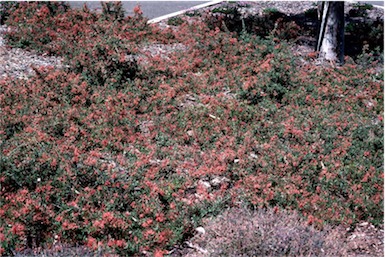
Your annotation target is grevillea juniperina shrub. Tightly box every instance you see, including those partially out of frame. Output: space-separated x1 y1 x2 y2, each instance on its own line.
0 2 383 256
202 2 300 41
3 2 154 88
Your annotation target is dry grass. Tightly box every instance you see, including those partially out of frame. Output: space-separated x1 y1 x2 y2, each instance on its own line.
174 206 383 257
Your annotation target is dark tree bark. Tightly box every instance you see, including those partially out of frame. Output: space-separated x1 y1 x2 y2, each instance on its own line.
316 1 345 65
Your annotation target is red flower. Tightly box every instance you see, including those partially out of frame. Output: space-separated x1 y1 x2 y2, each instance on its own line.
86 236 97 250
107 239 126 248
307 215 315 225
62 221 78 230
133 5 143 15
102 211 114 223
157 230 172 244
93 219 105 230
11 223 25 236
155 212 165 222
142 218 153 228
154 248 168 257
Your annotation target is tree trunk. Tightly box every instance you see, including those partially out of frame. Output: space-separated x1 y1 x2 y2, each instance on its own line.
317 2 345 65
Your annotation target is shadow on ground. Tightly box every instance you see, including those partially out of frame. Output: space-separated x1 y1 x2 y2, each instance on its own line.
200 3 384 61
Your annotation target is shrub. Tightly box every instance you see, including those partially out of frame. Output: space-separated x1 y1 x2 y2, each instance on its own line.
4 2 142 87
3 2 70 51
203 2 298 40
101 1 125 22
0 68 196 255
61 30 139 87
345 10 384 58
237 35 299 104
0 2 383 256
167 16 185 26
0 1 69 25
0 2 19 25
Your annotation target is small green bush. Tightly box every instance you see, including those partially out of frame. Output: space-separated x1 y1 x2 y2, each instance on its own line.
238 36 298 104
101 1 125 21
167 16 185 26
0 2 19 25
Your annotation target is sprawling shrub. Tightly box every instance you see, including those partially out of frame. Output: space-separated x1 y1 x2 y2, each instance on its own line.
101 1 125 22
0 2 19 25
0 2 383 256
237 36 299 104
4 2 146 87
3 2 70 51
61 28 138 87
202 2 300 40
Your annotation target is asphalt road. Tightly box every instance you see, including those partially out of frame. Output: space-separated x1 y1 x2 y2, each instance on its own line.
69 1 383 21
69 1 209 20
363 1 384 7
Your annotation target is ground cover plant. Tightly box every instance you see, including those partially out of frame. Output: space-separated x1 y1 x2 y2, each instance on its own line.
0 2 383 256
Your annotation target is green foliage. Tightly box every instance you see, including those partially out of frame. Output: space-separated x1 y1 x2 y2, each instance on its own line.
0 1 69 25
203 2 298 41
0 2 19 25
238 36 298 104
185 10 201 17
63 33 138 87
350 3 373 17
212 6 239 15
167 16 185 26
263 7 280 14
101 1 125 22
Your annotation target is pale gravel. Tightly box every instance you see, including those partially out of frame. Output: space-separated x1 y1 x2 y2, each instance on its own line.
0 26 65 80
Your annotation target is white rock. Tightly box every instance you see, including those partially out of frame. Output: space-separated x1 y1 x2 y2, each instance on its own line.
249 153 258 159
210 176 230 187
198 180 211 189
359 222 369 227
187 130 194 137
195 226 206 235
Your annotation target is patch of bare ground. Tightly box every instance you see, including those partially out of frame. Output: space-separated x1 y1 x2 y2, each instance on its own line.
170 206 383 257
0 26 64 80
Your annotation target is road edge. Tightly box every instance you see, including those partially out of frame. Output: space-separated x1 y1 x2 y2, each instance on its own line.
147 0 223 24
347 0 384 9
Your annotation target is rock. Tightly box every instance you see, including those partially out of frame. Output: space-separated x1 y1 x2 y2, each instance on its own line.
249 152 258 159
195 226 206 235
0 46 6 56
198 180 211 189
210 176 230 187
359 222 369 227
